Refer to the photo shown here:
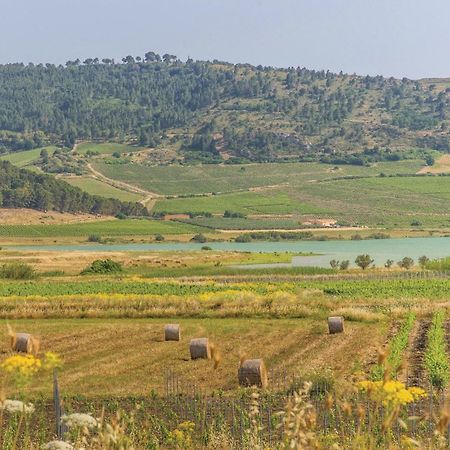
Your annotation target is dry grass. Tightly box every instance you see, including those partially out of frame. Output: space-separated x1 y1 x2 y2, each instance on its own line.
0 317 386 397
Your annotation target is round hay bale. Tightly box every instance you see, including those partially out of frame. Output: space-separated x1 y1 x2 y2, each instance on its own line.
11 333 39 354
238 359 268 388
328 316 344 334
164 324 181 341
190 338 211 360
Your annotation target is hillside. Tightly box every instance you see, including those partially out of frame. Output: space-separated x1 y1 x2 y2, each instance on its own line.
0 161 147 216
0 54 449 166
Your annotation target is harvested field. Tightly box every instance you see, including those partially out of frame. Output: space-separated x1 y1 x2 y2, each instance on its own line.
1 318 386 397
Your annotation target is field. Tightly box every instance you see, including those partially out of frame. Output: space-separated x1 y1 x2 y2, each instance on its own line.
93 160 423 196
64 176 143 202
75 142 144 155
0 146 57 168
1 253 450 448
4 317 385 397
0 218 205 238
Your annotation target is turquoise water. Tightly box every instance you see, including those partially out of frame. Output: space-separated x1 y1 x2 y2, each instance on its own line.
9 236 450 268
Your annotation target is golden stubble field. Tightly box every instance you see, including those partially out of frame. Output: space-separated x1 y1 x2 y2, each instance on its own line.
1 317 387 397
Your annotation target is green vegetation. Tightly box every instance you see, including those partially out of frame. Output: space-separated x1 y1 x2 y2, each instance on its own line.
0 219 204 237
0 56 448 166
81 259 123 274
0 262 35 280
424 310 449 390
64 176 142 202
371 313 415 380
76 142 143 155
0 146 56 168
0 161 147 216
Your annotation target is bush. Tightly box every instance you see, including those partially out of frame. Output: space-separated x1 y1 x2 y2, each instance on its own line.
81 259 123 275
397 257 414 269
115 212 127 220
0 262 35 280
87 234 102 243
191 234 207 243
201 246 212 251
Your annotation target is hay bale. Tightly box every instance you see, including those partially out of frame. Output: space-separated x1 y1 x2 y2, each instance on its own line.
238 359 268 388
164 324 181 341
190 338 211 360
328 316 344 334
11 333 40 354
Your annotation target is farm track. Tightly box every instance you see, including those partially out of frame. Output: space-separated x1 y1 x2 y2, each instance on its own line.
406 320 429 388
86 163 162 208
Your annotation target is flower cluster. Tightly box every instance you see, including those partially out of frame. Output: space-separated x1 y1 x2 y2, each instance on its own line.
42 441 74 450
61 412 98 429
0 399 34 414
0 354 42 378
357 380 427 406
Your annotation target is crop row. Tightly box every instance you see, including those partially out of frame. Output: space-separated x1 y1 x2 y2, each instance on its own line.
0 219 203 237
0 280 277 297
303 279 450 299
371 312 415 380
424 310 449 390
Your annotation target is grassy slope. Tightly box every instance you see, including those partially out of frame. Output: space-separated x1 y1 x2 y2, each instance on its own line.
93 160 423 196
0 146 57 168
64 176 143 202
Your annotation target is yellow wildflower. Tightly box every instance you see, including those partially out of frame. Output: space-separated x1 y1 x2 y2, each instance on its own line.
1 354 42 378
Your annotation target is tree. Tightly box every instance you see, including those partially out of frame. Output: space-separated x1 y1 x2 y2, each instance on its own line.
398 257 414 270
418 255 429 269
339 260 350 270
385 259 394 269
355 254 374 270
329 259 340 269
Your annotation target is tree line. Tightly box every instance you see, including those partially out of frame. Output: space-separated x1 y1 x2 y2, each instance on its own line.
0 161 147 216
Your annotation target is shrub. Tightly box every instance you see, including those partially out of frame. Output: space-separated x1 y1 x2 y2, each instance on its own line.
0 262 35 280
115 212 127 220
339 260 350 270
154 234 165 241
81 259 123 275
355 254 374 270
191 234 207 243
201 246 212 251
87 234 102 243
397 257 414 269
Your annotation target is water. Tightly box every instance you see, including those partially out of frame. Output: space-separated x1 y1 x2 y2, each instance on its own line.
9 236 450 268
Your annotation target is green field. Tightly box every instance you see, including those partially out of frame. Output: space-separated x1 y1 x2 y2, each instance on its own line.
64 176 143 202
76 142 144 155
0 146 57 168
93 160 424 196
0 219 204 237
154 190 323 215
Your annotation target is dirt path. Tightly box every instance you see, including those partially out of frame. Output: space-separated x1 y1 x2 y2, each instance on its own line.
406 320 429 387
86 163 162 208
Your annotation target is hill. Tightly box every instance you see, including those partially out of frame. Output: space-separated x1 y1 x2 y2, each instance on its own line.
0 54 448 166
0 161 148 216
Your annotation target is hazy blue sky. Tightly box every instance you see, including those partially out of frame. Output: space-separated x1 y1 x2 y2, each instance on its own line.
1 0 449 79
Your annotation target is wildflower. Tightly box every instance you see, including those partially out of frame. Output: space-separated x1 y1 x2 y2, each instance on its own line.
42 441 74 450
357 379 426 406
0 399 34 414
61 412 98 429
1 354 42 378
43 352 63 370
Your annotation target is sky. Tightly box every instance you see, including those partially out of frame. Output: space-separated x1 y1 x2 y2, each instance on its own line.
0 0 449 79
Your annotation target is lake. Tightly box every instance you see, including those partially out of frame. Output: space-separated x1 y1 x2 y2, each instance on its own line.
9 236 450 268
